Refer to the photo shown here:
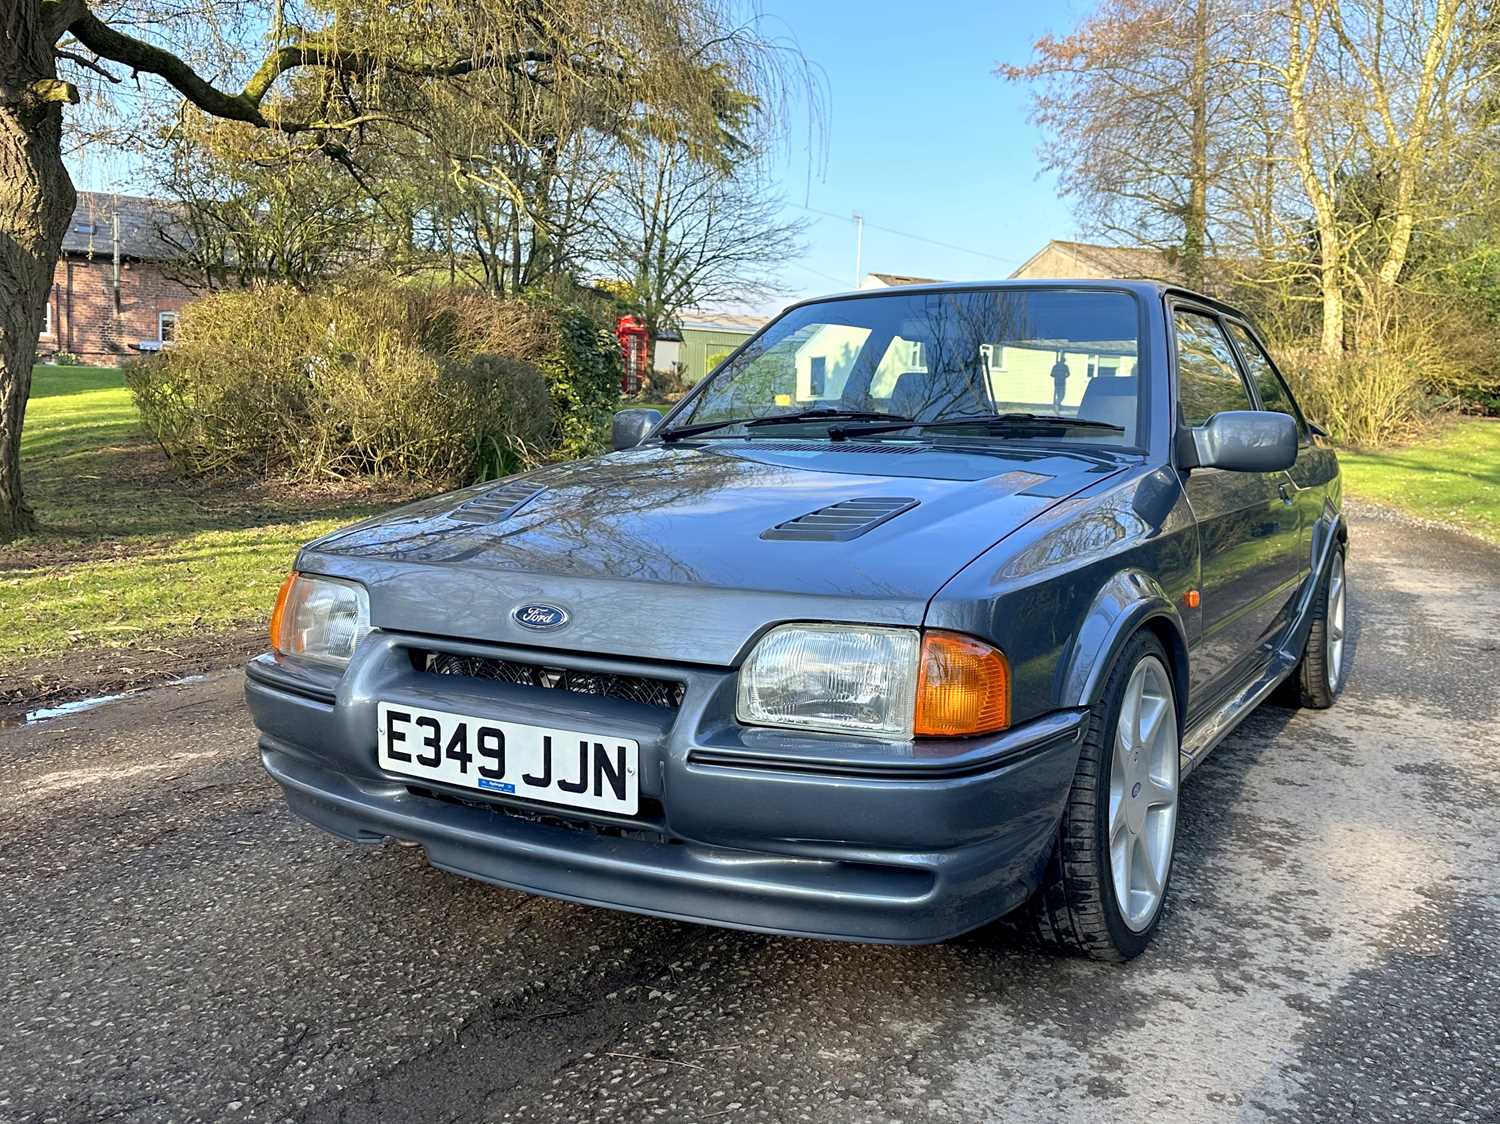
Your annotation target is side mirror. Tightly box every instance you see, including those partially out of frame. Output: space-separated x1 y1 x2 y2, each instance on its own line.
611 408 663 451
1179 410 1298 473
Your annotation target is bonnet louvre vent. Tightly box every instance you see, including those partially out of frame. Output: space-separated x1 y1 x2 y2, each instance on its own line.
448 481 544 524
762 497 918 542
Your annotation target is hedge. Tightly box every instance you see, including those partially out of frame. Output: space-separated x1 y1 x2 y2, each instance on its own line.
127 282 622 486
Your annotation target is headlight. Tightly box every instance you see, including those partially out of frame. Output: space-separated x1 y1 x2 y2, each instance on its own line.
736 624 1011 740
270 572 371 668
736 624 920 738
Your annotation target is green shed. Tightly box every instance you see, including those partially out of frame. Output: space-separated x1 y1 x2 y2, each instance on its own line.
662 312 770 384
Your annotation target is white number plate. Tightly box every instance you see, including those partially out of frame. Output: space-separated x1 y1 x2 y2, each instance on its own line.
376 702 639 815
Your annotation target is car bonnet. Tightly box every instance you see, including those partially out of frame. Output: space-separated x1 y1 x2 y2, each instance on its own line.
297 442 1126 665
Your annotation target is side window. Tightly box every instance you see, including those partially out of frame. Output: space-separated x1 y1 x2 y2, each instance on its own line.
1227 322 1305 437
1173 309 1252 427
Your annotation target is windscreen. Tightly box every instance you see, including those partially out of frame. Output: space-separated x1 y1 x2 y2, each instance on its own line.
675 288 1143 446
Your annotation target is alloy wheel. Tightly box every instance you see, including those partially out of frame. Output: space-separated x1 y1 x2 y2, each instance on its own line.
1326 552 1347 689
1108 655 1179 932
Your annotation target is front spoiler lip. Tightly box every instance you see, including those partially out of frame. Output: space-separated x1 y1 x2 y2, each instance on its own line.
259 733 1077 944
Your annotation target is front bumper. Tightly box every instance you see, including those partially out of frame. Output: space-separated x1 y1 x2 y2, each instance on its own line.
246 631 1085 943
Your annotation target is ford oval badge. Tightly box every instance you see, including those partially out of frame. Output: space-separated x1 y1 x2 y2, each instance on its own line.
513 603 569 631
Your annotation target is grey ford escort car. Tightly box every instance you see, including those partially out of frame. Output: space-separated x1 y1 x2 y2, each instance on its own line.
246 281 1347 961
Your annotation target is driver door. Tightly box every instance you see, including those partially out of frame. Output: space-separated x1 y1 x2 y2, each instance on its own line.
1174 307 1301 711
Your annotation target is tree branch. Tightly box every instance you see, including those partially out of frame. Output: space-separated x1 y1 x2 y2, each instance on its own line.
41 0 88 41
69 11 279 129
242 43 561 103
55 47 119 84
67 10 616 136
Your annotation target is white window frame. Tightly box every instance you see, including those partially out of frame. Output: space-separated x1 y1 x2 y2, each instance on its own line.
158 310 179 343
41 294 53 337
979 343 1007 373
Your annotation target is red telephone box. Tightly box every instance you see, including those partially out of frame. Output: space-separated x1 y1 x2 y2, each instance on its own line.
616 315 650 394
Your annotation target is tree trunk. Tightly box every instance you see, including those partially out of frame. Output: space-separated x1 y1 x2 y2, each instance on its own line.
0 2 75 541
1280 1 1343 357
1318 241 1344 358
1181 0 1210 292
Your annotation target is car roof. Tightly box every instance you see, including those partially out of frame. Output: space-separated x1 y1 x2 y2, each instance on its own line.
781 278 1254 324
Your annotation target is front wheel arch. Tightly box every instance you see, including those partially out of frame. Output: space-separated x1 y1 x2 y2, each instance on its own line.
1061 568 1189 731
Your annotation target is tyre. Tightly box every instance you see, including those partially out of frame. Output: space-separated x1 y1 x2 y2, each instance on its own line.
1292 546 1347 709
1028 631 1180 961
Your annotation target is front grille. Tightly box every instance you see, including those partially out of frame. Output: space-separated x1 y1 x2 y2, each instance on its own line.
421 651 686 709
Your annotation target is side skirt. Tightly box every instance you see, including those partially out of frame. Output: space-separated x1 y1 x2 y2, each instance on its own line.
1178 649 1297 779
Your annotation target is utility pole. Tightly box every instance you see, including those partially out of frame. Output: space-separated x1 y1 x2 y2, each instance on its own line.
111 203 121 314
852 212 864 288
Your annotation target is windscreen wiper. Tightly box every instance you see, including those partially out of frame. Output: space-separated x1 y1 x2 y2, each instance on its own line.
832 412 1125 438
659 408 913 442
657 416 758 441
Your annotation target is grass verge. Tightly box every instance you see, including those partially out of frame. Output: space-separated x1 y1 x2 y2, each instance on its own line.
2 366 411 681
1339 417 1500 546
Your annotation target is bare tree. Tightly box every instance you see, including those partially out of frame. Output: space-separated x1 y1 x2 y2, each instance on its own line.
597 138 805 337
1007 0 1499 358
156 112 381 289
0 0 805 541
1232 0 1496 354
1001 0 1247 291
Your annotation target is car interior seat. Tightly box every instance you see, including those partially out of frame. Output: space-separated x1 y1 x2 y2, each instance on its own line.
1076 375 1138 438
888 367 993 421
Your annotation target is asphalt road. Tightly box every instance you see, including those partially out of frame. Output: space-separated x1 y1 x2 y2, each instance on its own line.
4 511 1499 1124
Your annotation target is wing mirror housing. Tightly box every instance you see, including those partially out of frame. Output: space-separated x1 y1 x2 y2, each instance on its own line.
1178 410 1298 473
611 408 663 451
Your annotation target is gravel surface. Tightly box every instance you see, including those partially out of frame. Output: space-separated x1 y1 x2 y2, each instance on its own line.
3 513 1497 1124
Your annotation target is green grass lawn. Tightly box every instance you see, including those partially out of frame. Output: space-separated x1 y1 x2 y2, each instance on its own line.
620 400 676 419
1339 416 1500 545
1 366 404 670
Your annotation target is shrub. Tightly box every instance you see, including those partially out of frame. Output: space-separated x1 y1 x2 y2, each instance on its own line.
521 296 622 459
641 362 691 401
423 289 622 460
126 283 581 486
1277 347 1433 448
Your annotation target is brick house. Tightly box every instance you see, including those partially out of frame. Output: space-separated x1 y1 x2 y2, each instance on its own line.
35 191 197 367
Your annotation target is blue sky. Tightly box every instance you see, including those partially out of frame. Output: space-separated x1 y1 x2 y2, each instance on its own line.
759 0 1084 303
66 1 1086 306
